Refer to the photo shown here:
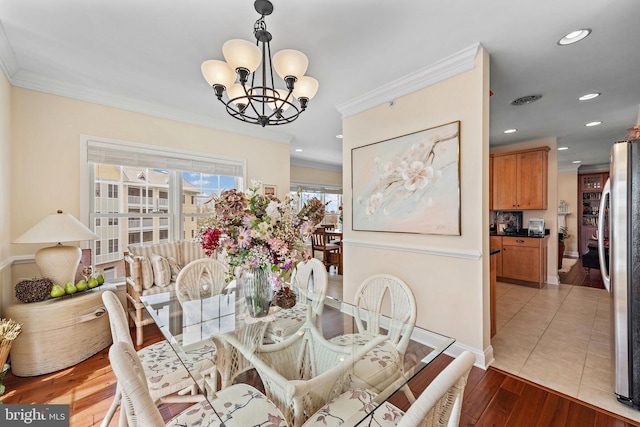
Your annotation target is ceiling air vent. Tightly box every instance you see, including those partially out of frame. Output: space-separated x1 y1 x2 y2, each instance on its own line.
511 94 542 106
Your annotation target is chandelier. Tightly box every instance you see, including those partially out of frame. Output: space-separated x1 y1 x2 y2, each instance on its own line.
201 0 318 127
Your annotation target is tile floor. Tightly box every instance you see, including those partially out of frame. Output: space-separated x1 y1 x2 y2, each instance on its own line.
492 279 640 422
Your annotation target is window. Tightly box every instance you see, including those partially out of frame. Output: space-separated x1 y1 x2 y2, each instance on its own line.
108 184 118 198
290 183 343 226
108 239 119 254
84 137 246 279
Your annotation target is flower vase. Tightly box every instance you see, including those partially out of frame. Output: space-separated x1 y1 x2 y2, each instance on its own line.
240 267 273 318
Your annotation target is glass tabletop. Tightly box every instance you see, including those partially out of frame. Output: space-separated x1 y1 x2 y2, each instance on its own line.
140 289 454 426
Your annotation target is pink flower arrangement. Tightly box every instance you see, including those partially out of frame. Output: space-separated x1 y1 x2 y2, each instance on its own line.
199 181 325 288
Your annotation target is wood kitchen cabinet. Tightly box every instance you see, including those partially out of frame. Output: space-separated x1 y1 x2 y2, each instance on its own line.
490 235 502 276
492 146 549 210
499 236 548 288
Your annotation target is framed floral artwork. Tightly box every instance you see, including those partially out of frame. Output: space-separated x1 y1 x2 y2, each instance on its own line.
351 121 461 235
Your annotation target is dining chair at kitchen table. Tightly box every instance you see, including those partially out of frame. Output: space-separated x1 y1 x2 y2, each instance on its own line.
328 274 417 402
264 258 328 343
108 341 287 427
100 291 215 427
311 227 340 271
174 258 229 304
302 351 475 427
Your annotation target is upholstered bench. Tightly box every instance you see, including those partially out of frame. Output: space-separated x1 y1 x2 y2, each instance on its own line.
124 240 208 345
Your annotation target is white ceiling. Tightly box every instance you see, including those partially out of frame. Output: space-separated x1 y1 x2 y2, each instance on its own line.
1 0 639 172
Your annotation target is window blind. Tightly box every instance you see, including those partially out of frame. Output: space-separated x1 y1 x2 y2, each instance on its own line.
86 139 245 177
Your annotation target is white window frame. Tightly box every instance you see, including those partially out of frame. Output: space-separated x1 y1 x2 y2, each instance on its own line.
80 135 247 266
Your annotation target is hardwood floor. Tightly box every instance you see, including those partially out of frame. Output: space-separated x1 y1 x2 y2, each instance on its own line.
2 323 638 426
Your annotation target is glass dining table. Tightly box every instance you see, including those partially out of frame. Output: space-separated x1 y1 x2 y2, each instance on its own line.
140 286 454 426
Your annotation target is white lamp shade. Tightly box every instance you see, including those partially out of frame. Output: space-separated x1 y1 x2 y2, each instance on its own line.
267 88 291 112
14 211 98 286
201 60 236 88
227 83 248 105
272 49 308 80
222 39 261 73
14 211 98 244
293 76 319 100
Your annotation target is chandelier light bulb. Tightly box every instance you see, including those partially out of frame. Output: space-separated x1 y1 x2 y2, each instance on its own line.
293 76 319 100
272 49 309 81
201 60 236 88
227 84 248 106
222 39 262 74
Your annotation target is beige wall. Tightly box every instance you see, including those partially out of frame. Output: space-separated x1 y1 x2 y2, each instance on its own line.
0 70 11 314
9 88 290 256
342 49 491 357
3 87 290 313
558 170 579 257
291 165 342 187
490 137 559 284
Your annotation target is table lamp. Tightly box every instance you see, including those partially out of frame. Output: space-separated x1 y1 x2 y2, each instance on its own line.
14 210 99 286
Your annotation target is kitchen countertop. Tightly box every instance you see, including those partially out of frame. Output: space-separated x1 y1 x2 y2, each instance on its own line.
489 228 550 238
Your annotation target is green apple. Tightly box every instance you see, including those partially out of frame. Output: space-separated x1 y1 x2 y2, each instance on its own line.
96 274 105 285
87 277 99 289
64 282 78 295
75 280 87 291
51 284 65 298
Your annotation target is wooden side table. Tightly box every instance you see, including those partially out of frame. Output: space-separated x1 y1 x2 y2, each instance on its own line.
5 284 118 377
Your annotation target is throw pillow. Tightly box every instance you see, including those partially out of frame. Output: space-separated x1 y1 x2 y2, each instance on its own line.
167 257 183 281
150 254 171 287
135 256 154 290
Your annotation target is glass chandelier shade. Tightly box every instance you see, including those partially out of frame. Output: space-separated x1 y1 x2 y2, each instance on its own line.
201 0 318 127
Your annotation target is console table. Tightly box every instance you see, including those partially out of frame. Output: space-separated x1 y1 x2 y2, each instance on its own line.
5 284 120 376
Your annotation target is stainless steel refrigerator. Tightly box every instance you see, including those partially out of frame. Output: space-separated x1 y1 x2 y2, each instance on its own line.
598 138 640 408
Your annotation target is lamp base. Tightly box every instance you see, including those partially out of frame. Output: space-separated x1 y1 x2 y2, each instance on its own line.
34 245 82 286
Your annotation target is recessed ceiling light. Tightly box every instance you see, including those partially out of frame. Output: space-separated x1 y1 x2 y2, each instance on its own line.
558 146 569 151
503 129 517 134
578 93 600 101
336 134 343 139
572 160 582 164
586 121 602 127
558 29 591 46
295 148 303 152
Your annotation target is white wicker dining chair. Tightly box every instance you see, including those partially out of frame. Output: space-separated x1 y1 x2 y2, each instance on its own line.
174 258 230 304
108 340 287 427
225 317 387 427
302 351 475 427
264 258 329 343
101 290 215 427
329 274 417 401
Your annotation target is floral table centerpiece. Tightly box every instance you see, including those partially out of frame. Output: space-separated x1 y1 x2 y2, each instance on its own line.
199 181 324 317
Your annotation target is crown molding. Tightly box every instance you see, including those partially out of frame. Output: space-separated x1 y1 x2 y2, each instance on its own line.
0 16 294 148
336 43 482 118
0 20 19 79
9 69 294 145
290 157 342 172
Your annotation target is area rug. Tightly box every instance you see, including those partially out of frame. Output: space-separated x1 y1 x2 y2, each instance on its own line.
558 257 577 274
559 257 605 289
